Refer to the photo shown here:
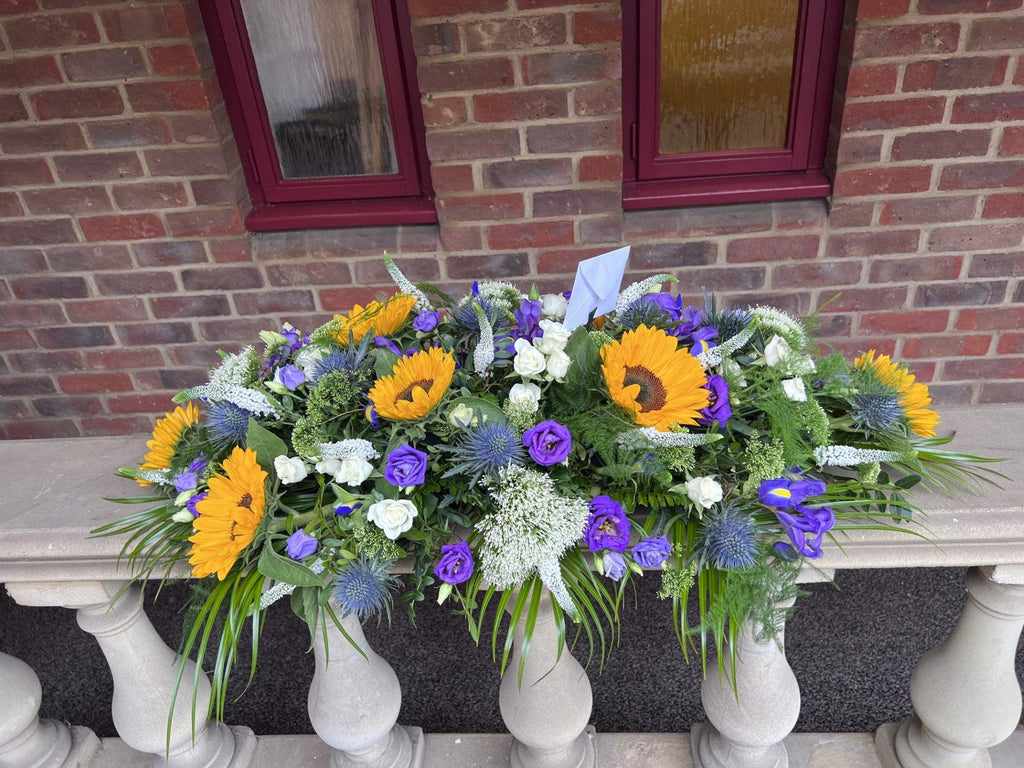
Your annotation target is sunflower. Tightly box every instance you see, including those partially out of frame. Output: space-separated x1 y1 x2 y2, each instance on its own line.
139 402 200 484
601 325 709 431
855 350 939 438
188 446 267 580
369 346 455 421
333 293 417 346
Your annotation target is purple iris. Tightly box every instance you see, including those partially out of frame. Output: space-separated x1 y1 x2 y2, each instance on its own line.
699 375 732 426
374 336 404 358
642 292 684 321
277 364 305 391
631 536 671 568
584 496 631 552
434 541 475 585
758 477 827 509
604 552 627 580
413 311 440 333
285 530 318 561
774 504 835 559
186 491 207 518
385 444 428 487
365 401 380 428
513 299 543 341
522 420 572 466
334 502 361 516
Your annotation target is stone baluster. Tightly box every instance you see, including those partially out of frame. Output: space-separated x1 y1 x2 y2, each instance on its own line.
6 580 255 768
498 588 596 768
307 604 423 768
876 565 1024 768
0 648 101 768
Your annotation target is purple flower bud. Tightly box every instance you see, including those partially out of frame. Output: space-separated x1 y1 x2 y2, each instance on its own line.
413 311 440 333
604 551 627 580
374 336 404 358
277 364 305 391
385 444 428 487
285 530 318 561
584 496 631 552
522 420 572 466
631 536 671 568
186 491 207 518
334 502 361 516
434 541 475 585
699 375 732 426
174 471 199 493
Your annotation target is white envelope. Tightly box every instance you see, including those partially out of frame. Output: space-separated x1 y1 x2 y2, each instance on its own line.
562 246 630 331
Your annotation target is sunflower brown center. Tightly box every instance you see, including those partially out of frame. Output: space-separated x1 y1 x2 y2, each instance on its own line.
237 493 253 511
623 365 667 412
395 378 433 403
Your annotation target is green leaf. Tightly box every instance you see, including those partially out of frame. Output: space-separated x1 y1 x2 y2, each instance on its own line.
449 395 506 423
257 544 326 588
246 419 288 473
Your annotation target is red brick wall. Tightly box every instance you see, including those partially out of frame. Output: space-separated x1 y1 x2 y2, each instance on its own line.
1 0 1022 439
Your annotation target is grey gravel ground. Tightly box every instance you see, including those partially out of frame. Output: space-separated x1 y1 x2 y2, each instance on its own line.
2 567 1022 737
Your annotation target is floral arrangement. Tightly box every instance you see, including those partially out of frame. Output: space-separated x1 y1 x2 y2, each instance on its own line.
101 252 995 711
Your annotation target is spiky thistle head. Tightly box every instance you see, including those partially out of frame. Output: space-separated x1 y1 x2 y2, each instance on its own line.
206 401 251 451
333 555 400 622
445 419 525 480
616 298 673 332
312 334 373 381
850 392 904 433
701 505 759 570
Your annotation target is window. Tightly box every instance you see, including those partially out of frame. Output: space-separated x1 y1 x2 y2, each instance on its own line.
622 0 844 209
201 0 434 230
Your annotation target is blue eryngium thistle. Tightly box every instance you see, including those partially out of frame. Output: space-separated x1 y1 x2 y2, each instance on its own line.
851 392 903 433
312 335 372 381
701 506 759 570
616 299 672 332
206 401 251 450
446 420 525 480
333 556 400 622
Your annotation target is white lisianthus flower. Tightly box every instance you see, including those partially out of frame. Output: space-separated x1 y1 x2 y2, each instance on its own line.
513 338 547 378
171 509 195 524
274 455 308 485
535 319 571 355
545 349 571 381
315 456 373 487
508 382 541 413
764 335 793 368
782 377 807 402
448 402 479 428
685 476 723 510
541 293 568 320
366 499 418 540
294 345 327 377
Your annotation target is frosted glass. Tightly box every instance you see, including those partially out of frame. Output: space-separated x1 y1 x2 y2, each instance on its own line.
659 0 800 155
241 0 397 178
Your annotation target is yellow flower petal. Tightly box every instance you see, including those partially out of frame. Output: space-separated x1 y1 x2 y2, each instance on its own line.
369 346 455 421
138 403 200 484
333 293 417 346
855 350 939 438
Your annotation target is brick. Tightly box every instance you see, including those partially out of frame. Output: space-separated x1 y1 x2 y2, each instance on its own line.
969 251 1024 277
33 396 104 417
841 97 945 131
522 50 620 85
134 368 207 391
166 208 243 237
167 112 220 143
516 0 581 7
112 181 188 210
264 262 350 287
37 325 114 349
116 321 193 345
0 302 66 326
416 57 514 93
96 270 177 295
31 87 123 120
533 189 620 217
903 56 1007 92
437 192 524 222
87 117 171 148
869 255 963 282
846 64 899 96
448 252 529 279
956 306 1024 330
80 213 164 241
890 129 991 160
23 185 110 215
85 347 166 369
108 392 180 414
996 333 1024 354
979 381 1024 403
573 9 621 44
62 48 146 81
144 146 228 176
209 238 253 263
425 128 519 161
407 0 507 16
857 0 910 19
0 376 56 396
47 244 131 271
952 91 1024 123
772 260 863 287
939 161 1024 190
573 81 619 117
817 286 909 313
944 358 1024 380
100 6 185 42
482 158 570 188
0 0 39 14
836 135 884 165
59 372 132 395
430 163 475 193
79 416 154 436
853 23 960 59
420 96 467 128
149 294 230 318
915 280 1006 306
579 214 622 244
1001 126 1024 155
0 250 44 274
488 220 574 250
828 230 921 258
0 123 86 155
66 297 147 322
929 224 1023 252
579 154 622 183
54 152 143 182
527 120 618 153
463 15 566 52
133 240 207 267
5 420 80 439
0 328 37 351
726 235 820 263
0 191 23 216
11 276 88 300
473 89 568 122
126 80 210 112
353 257 438 284
536 247 614 274
983 193 1024 218
902 334 991 358
0 218 77 245
918 0 1020 12
233 290 315 314
879 195 977 225
5 13 100 49
860 310 950 335
191 178 235 206
438 224 484 252
631 242 717 269
182 266 262 291
0 55 61 88
833 166 932 197
967 17 1024 51
319 286 381 311
147 44 200 75
199 317 276 342
412 22 459 56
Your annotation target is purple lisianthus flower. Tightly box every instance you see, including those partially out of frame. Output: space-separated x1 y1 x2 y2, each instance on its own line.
641 292 684 321
334 502 361 516
758 477 827 509
413 311 440 333
631 536 671 568
285 530 318 561
585 496 631 552
385 444 428 487
522 420 572 466
434 541 475 585
277 364 305 391
186 491 207 518
513 299 543 341
282 325 301 347
374 336 404 358
173 455 208 492
774 504 835 559
699 375 732 426
603 551 627 581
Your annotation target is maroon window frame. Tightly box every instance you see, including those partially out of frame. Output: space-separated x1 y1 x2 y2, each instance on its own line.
622 0 844 210
200 0 435 231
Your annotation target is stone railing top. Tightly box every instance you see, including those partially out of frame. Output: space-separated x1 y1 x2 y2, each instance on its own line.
0 405 1021 584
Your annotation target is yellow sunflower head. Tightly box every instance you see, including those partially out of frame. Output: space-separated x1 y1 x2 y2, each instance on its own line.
188 446 267 580
369 346 456 421
333 293 417 346
601 325 710 431
855 350 939 438
139 402 201 484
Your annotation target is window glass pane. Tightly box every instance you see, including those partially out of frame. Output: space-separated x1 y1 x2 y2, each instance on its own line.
241 0 397 179
659 0 800 155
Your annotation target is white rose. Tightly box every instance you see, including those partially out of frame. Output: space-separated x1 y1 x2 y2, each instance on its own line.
448 402 479 428
316 456 373 486
721 357 747 388
274 455 308 485
685 476 723 510
541 293 568 320
535 319 571 354
294 345 327 376
782 377 807 402
508 382 541 413
545 349 571 381
513 338 547 378
764 335 793 368
366 499 418 540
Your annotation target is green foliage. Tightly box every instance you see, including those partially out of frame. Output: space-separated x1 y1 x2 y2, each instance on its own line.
291 371 363 456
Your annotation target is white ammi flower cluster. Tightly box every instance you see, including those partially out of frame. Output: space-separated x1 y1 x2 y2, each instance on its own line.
208 346 257 387
751 306 809 348
813 445 910 467
316 439 380 461
614 273 675 315
176 384 279 417
617 427 722 449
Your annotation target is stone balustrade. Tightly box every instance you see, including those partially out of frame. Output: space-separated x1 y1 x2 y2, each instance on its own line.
1 405 1022 768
